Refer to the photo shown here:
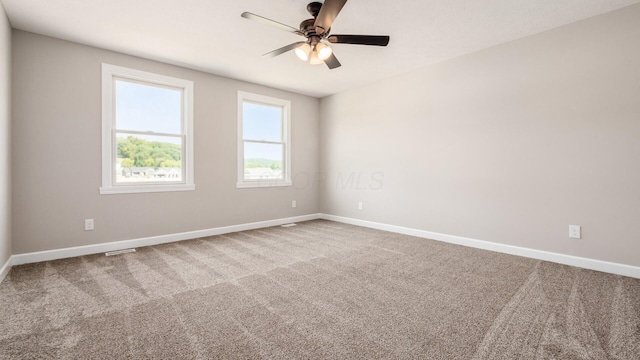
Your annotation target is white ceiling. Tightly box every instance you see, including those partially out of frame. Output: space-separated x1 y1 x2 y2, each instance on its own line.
2 0 639 98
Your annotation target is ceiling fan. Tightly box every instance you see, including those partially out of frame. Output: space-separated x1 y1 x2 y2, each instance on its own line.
241 0 390 69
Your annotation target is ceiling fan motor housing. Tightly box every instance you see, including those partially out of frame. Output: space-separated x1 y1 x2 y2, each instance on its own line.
299 18 323 45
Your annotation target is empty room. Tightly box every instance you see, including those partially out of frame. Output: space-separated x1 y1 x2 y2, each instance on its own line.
1 0 639 358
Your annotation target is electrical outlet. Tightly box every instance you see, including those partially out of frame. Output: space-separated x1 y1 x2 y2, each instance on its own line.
358 201 363 210
85 219 94 231
292 200 297 208
569 225 581 239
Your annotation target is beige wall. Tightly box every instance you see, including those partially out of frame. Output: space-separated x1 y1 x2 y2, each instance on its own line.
0 4 11 265
320 5 640 266
11 31 320 254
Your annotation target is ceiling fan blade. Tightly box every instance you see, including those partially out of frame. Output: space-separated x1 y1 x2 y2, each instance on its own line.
327 35 390 46
324 53 341 69
263 42 308 58
314 0 347 35
241 12 304 36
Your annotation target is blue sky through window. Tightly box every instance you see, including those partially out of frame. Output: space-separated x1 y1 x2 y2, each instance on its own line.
244 142 283 162
243 101 284 161
243 102 282 142
115 80 182 144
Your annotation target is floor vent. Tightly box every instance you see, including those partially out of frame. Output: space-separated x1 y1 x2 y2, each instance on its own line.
281 223 297 228
105 248 136 256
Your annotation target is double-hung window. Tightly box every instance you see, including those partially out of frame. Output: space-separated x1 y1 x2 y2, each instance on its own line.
100 64 194 194
237 91 291 188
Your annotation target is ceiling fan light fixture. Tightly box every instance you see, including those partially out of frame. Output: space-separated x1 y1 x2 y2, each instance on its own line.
309 49 324 65
294 43 311 61
315 42 333 61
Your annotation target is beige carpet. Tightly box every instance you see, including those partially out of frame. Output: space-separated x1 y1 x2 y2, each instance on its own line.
1 220 639 359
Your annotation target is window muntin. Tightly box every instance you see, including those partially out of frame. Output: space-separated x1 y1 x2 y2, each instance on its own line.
101 64 194 194
237 92 291 188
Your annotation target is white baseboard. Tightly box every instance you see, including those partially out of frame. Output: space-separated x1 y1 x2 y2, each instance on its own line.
11 214 321 266
8 213 639 280
320 214 640 279
0 255 12 284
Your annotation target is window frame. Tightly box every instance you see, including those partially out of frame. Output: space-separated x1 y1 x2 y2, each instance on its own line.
100 63 195 195
237 91 292 188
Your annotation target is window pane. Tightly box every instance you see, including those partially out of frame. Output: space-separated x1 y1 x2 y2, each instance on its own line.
243 102 282 142
244 142 283 180
116 134 183 183
115 80 182 134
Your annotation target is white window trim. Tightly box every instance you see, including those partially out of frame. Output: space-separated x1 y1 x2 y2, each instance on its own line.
100 63 195 195
237 91 292 188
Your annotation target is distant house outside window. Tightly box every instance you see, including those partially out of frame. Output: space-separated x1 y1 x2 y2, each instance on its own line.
237 91 291 188
100 64 194 194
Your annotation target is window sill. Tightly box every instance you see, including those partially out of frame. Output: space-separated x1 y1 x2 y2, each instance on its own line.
236 180 292 189
100 184 195 195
